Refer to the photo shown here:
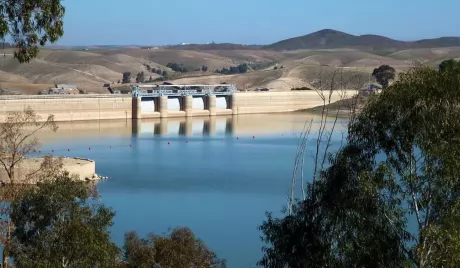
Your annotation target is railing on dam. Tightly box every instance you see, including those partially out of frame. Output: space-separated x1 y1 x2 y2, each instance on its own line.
0 94 127 100
131 84 237 97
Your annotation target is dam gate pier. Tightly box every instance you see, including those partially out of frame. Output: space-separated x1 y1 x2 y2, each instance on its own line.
131 84 237 119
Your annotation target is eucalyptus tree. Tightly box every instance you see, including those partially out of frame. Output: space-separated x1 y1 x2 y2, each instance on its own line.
348 61 460 267
259 62 460 267
0 0 65 63
10 175 120 268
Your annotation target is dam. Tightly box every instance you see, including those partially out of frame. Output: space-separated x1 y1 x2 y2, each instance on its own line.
131 84 236 118
0 84 357 122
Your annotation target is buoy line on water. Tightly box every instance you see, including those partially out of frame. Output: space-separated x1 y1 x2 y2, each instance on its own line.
35 132 307 155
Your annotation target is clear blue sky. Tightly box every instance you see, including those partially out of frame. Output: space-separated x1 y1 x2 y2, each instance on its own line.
58 0 460 46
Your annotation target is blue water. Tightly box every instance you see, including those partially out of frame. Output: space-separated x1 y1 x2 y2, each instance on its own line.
40 114 346 268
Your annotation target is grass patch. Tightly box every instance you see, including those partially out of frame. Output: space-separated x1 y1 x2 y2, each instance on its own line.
370 49 396 57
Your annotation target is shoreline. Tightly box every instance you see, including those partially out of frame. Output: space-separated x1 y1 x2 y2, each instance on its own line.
0 156 107 185
295 95 368 118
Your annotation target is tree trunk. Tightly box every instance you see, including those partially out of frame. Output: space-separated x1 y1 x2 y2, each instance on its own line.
2 247 7 268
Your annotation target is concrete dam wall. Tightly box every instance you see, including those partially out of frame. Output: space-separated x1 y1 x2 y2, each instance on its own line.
232 91 354 114
0 91 356 122
0 96 132 122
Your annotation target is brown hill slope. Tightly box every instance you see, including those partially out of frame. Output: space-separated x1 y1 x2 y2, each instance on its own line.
0 44 458 95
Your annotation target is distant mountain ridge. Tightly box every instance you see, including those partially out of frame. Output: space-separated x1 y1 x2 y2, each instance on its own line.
42 29 460 51
265 29 460 51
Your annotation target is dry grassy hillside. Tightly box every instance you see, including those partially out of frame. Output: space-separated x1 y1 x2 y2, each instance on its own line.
0 45 458 94
171 69 284 90
388 47 460 65
102 48 237 70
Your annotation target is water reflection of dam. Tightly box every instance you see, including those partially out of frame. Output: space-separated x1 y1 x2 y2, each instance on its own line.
34 113 346 143
132 116 235 136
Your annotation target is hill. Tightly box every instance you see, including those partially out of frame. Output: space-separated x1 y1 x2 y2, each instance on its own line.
1 40 460 95
266 29 460 51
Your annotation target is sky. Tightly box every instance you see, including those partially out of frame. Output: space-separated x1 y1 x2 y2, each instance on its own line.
57 0 460 46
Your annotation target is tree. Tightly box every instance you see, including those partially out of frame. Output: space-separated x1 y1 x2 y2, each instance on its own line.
259 69 371 267
372 64 396 88
162 70 168 77
237 63 248 73
123 227 227 268
0 107 60 267
202 65 208 72
347 62 460 267
438 59 457 72
259 62 460 267
166 62 187 73
0 0 65 63
0 106 58 183
136 71 145 83
10 174 121 267
122 72 131 84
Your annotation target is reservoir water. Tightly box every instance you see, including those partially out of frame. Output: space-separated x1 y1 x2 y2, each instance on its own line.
38 113 348 268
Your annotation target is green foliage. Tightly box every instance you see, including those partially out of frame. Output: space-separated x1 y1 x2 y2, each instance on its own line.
136 71 145 83
10 175 121 267
166 62 188 72
143 63 151 71
0 0 65 63
150 67 164 76
372 64 396 88
215 63 249 75
348 61 460 267
259 145 407 268
123 227 227 268
122 72 131 84
438 59 458 72
259 62 460 267
371 49 396 57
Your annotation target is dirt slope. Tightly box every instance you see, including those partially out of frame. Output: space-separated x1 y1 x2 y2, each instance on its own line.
0 45 458 94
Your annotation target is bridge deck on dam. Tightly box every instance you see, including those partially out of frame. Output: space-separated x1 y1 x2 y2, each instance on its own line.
131 84 236 97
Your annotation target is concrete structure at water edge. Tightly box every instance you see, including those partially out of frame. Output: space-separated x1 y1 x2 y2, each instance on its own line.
0 85 358 122
0 157 101 184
